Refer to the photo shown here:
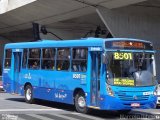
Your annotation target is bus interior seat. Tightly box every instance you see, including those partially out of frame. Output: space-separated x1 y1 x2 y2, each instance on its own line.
73 65 78 72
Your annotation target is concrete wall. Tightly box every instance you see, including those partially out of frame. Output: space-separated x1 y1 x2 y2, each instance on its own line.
0 37 10 61
97 6 160 81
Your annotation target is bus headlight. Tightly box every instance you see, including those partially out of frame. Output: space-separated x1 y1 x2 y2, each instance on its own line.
106 85 114 96
154 86 158 96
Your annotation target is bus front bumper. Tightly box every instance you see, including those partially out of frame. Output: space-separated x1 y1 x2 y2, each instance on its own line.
157 95 160 105
99 95 157 110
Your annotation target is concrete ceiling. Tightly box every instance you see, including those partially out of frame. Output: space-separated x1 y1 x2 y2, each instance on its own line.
47 13 105 31
135 0 160 7
0 0 150 35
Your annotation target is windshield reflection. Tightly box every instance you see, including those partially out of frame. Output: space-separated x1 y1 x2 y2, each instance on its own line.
107 52 156 86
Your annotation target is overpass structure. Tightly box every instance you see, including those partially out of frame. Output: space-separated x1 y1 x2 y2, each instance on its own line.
0 0 160 79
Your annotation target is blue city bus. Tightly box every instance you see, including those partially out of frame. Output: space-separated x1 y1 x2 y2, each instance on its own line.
2 38 158 113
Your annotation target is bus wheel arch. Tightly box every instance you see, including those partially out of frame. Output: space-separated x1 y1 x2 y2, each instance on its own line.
73 88 84 99
24 82 32 90
73 88 89 113
24 82 34 104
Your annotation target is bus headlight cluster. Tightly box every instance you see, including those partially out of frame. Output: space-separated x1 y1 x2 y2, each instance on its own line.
106 85 114 96
154 85 158 96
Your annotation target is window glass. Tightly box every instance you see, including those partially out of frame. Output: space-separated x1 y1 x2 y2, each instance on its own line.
29 49 40 58
5 49 12 58
42 48 55 70
22 49 27 68
72 48 88 72
4 49 12 68
107 52 156 86
28 48 40 69
56 48 70 71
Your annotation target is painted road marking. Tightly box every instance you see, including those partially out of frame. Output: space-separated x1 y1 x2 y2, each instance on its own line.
26 114 54 120
0 108 63 112
132 110 160 115
72 112 105 120
38 114 70 120
49 113 79 120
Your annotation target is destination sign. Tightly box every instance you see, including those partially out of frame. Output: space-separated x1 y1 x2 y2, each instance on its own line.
105 41 153 50
112 41 144 48
114 78 134 86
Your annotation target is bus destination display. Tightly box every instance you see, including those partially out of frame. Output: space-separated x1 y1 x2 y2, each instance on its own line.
105 41 153 50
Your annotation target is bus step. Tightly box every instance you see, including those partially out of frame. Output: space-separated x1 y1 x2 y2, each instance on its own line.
88 106 100 109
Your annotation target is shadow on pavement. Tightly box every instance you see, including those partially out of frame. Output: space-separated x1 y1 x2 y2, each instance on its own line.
6 98 25 103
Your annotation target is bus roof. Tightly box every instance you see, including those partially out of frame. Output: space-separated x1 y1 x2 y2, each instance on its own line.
4 38 151 49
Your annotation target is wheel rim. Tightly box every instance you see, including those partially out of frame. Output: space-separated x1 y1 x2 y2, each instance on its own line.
26 88 31 100
78 96 86 108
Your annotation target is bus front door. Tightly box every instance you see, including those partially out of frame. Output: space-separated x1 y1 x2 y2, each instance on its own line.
90 52 101 107
13 52 22 93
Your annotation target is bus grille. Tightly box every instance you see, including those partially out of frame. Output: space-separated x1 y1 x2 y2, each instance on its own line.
117 93 149 101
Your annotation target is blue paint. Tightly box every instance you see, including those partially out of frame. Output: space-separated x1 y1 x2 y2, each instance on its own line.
2 38 157 111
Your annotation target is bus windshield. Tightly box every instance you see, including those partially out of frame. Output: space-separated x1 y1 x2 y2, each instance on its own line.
107 52 156 86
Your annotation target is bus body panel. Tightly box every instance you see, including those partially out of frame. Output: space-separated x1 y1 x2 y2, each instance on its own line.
18 69 88 104
3 69 12 93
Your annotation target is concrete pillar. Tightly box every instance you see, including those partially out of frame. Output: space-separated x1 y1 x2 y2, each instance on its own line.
96 6 160 81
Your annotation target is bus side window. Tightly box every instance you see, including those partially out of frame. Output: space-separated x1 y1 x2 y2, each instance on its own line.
4 49 12 68
28 48 40 69
56 48 70 71
72 48 88 72
22 49 27 69
42 48 55 70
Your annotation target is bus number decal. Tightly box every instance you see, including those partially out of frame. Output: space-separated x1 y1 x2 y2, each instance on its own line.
90 47 102 51
15 49 20 52
73 74 81 79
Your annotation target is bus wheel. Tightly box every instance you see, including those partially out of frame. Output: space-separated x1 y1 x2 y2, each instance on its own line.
75 91 89 113
25 85 34 104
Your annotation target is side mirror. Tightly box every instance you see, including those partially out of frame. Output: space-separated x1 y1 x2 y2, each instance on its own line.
102 53 108 64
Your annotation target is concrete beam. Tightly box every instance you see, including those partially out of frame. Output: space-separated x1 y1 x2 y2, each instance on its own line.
96 6 160 40
100 0 147 9
0 0 95 34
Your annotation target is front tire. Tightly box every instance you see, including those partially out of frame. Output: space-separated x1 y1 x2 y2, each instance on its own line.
75 91 89 113
25 85 34 104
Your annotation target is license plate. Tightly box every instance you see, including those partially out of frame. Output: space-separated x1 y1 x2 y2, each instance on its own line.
131 103 140 107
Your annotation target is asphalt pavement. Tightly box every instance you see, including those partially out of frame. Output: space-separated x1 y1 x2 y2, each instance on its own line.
0 92 159 120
